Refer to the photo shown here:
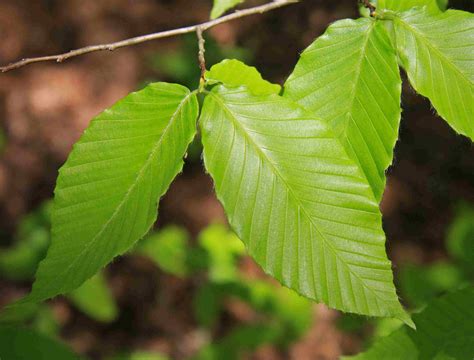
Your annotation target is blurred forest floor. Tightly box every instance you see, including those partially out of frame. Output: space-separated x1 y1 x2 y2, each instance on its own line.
0 0 473 359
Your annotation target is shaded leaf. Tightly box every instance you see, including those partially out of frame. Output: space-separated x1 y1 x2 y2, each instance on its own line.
0 326 80 360
394 9 474 140
344 327 418 359
285 19 402 201
399 262 467 307
344 287 474 359
68 272 118 323
446 204 474 270
200 85 410 322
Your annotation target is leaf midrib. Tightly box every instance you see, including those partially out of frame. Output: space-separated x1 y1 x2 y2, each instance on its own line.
209 91 393 310
337 21 382 201
34 90 195 300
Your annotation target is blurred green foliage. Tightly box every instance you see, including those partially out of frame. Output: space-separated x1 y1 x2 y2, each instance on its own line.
0 201 118 324
0 129 5 153
0 202 52 281
110 352 169 360
136 226 191 277
0 326 81 359
137 223 313 359
345 287 474 360
398 203 474 308
68 273 118 323
1 202 313 359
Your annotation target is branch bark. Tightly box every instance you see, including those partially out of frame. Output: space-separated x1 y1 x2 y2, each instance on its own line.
1 0 298 73
360 0 376 16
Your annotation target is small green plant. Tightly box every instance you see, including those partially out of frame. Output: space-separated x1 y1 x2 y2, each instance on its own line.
0 0 473 354
137 223 313 359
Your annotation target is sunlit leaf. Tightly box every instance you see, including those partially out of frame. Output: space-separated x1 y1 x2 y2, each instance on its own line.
200 84 410 323
5 83 198 310
376 0 442 13
285 19 402 201
394 8 474 140
206 59 281 96
210 0 244 19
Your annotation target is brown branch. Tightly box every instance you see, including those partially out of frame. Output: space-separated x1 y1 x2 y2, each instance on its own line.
197 27 207 82
1 0 298 73
360 0 376 16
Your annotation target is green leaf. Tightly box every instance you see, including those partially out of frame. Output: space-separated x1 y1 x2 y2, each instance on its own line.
0 326 80 360
399 262 466 307
9 83 198 307
109 352 169 360
344 287 474 360
136 226 190 277
67 272 118 323
376 0 442 13
0 202 51 281
194 324 281 360
200 85 410 322
198 224 245 282
284 19 402 202
344 327 419 360
446 204 474 270
394 9 474 140
210 0 244 19
206 59 281 96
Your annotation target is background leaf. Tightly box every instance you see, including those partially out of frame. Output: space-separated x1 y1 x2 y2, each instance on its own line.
394 8 474 141
67 272 118 323
285 19 402 202
198 223 245 282
10 82 198 308
200 85 410 322
136 226 191 277
344 287 474 359
446 204 474 270
0 326 80 360
210 0 244 19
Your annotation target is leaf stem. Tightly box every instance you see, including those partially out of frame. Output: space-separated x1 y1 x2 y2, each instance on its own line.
360 0 376 17
197 27 207 92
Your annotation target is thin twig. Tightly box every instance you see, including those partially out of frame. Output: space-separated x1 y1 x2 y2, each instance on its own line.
196 27 206 83
360 0 376 16
1 0 298 73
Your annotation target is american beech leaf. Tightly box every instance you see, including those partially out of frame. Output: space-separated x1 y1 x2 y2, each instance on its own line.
376 0 442 13
200 84 411 323
285 18 402 202
211 0 244 19
394 9 474 141
10 82 198 307
206 59 281 96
